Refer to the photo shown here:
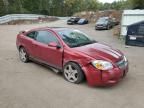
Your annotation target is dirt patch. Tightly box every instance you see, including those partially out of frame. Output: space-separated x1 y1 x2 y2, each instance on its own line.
113 25 121 37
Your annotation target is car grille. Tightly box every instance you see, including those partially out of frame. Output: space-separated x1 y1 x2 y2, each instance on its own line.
96 24 103 26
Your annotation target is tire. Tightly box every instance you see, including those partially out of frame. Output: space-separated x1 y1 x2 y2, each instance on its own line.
95 27 98 30
107 25 110 30
19 47 29 63
63 62 84 84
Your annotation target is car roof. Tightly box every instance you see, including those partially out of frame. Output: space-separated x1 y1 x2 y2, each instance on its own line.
70 17 80 18
99 17 109 19
80 18 85 20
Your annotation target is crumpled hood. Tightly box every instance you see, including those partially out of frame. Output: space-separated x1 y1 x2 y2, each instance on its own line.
74 43 123 63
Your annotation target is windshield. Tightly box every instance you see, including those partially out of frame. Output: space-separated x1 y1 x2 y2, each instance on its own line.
58 30 96 48
97 18 108 23
79 19 85 22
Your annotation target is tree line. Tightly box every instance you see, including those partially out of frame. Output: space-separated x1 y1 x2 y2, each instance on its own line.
0 0 144 16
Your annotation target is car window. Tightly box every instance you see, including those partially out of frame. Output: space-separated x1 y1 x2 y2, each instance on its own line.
36 31 58 44
78 19 85 22
26 31 37 39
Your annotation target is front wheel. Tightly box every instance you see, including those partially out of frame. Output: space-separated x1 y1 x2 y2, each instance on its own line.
63 62 84 84
19 47 29 63
107 25 110 30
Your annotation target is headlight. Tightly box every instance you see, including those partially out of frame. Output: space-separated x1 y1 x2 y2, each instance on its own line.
91 60 113 70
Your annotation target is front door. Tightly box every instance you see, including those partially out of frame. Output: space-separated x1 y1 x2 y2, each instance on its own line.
35 30 63 69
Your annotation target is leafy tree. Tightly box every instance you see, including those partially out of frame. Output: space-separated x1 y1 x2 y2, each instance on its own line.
98 0 129 10
128 0 144 9
0 0 5 15
0 0 143 17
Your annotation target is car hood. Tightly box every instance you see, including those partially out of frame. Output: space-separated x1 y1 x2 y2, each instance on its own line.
74 43 123 63
96 22 107 25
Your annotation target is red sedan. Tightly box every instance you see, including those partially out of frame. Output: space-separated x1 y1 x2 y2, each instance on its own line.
16 27 128 86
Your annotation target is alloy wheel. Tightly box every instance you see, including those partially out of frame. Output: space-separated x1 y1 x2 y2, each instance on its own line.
64 64 78 83
19 47 28 62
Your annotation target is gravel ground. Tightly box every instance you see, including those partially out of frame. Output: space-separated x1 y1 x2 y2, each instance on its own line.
0 20 144 108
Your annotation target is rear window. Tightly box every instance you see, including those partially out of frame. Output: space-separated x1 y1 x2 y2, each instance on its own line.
26 31 37 39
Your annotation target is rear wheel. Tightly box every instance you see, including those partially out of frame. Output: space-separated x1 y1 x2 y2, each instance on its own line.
19 47 29 63
63 62 84 84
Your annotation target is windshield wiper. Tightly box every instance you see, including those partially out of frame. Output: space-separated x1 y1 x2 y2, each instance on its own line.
73 40 97 47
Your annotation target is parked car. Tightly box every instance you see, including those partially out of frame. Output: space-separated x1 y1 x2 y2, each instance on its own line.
67 17 80 25
126 21 144 47
95 17 113 30
77 18 88 25
16 27 128 86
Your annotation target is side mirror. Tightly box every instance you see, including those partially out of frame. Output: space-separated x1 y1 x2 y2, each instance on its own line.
19 30 26 34
48 42 61 49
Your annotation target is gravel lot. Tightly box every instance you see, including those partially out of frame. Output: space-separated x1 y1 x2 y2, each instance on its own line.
0 20 144 108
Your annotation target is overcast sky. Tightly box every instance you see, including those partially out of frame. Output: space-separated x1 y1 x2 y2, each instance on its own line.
98 0 120 3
